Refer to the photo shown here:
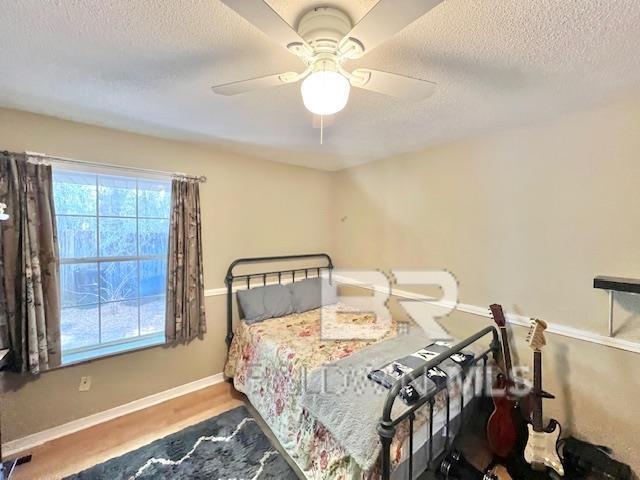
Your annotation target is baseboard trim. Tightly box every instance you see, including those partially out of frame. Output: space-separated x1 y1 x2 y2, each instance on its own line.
2 373 224 458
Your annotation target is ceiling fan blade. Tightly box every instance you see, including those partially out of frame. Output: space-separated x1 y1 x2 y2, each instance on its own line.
350 69 436 101
212 73 296 95
341 0 443 57
219 0 311 56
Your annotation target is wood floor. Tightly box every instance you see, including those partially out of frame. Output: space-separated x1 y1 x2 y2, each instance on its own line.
7 381 244 480
6 383 497 480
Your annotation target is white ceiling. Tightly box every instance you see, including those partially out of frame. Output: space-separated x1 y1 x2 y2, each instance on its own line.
1 1 640 171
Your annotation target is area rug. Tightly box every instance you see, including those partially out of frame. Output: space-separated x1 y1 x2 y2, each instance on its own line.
65 405 298 479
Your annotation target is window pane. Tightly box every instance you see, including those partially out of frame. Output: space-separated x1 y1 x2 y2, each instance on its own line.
98 175 137 217
139 219 169 255
99 217 136 257
60 263 98 307
99 261 138 302
61 305 99 350
138 180 171 218
57 216 97 259
140 295 165 335
101 301 139 343
53 167 172 363
52 171 97 215
140 259 167 297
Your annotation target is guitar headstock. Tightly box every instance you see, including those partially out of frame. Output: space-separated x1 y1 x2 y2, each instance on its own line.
527 319 547 351
489 304 506 327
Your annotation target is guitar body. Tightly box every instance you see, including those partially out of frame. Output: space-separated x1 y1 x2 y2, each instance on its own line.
524 420 564 476
486 374 518 458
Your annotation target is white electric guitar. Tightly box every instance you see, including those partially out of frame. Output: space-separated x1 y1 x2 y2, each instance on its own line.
524 319 565 477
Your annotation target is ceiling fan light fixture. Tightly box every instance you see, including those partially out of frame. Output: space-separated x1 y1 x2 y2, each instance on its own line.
301 70 350 116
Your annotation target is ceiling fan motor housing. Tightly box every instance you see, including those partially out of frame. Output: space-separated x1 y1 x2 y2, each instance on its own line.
297 7 352 53
294 7 364 78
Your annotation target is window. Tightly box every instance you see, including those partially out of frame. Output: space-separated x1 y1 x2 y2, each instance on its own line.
52 168 171 364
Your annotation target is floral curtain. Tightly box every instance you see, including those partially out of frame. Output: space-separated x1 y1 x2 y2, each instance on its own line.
0 152 61 374
165 178 206 342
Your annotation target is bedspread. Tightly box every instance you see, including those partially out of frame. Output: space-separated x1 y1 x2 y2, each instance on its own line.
224 305 468 480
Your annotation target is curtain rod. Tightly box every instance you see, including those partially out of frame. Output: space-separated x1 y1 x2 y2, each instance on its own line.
23 151 207 183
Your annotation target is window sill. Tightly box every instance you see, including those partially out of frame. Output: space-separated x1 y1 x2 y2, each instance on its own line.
61 332 166 366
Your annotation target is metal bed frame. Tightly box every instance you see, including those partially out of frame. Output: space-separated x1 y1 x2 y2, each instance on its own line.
225 253 334 348
224 254 500 480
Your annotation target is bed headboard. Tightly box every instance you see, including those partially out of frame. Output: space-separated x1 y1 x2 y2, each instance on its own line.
224 253 334 348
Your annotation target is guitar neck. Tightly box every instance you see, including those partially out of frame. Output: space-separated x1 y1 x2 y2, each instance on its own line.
532 350 544 431
500 326 513 380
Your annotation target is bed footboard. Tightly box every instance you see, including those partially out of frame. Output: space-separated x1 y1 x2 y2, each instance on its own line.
378 326 500 480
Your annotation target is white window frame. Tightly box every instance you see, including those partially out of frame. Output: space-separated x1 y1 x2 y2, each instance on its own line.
52 162 171 365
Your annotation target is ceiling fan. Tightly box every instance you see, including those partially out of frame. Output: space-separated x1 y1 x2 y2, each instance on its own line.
212 0 442 118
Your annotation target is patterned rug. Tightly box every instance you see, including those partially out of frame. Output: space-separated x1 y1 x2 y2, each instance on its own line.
65 405 298 479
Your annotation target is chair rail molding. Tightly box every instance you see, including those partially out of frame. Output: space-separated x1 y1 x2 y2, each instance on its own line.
205 277 640 355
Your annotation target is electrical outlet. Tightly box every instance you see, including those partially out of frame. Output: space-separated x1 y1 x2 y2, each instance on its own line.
79 376 91 392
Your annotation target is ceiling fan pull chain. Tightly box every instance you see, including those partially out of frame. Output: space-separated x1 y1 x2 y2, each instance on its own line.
320 115 324 145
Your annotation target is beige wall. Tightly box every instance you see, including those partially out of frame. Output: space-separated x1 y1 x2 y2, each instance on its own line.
331 91 640 469
2 90 640 470
0 108 333 442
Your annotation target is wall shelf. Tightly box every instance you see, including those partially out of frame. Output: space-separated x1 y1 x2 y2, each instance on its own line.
594 276 640 295
593 275 640 336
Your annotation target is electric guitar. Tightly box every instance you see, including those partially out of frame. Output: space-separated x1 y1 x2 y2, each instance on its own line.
486 304 519 458
524 319 564 476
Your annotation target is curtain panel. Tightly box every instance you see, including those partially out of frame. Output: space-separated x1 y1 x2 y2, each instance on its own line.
165 178 206 342
0 152 61 374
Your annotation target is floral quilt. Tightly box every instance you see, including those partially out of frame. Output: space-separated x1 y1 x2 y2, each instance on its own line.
224 305 469 480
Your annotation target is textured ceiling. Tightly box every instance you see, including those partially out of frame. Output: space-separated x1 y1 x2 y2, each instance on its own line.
1 1 640 170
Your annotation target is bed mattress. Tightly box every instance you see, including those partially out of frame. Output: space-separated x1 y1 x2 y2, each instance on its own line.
224 304 477 479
